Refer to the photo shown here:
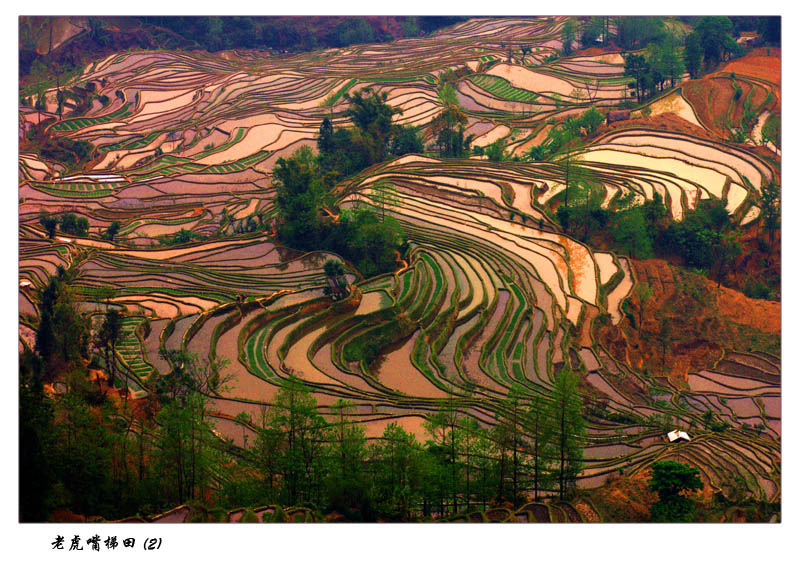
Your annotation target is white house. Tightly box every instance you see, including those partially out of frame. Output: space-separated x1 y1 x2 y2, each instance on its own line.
667 430 691 443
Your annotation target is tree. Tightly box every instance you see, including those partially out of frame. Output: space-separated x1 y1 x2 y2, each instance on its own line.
624 53 650 103
40 211 58 239
323 259 348 300
759 180 780 255
371 180 401 222
660 32 686 88
547 367 585 500
500 388 527 507
370 422 425 520
712 231 742 288
484 140 506 162
390 124 424 156
35 266 90 375
98 309 124 389
615 17 665 50
103 221 121 242
262 376 328 507
561 18 575 55
613 207 653 259
153 349 230 504
658 316 673 369
325 399 372 520
527 393 551 501
273 146 328 249
458 416 482 511
648 460 703 522
34 87 46 123
19 349 56 521
343 87 399 164
430 93 472 159
635 282 654 329
694 17 736 69
58 213 89 237
424 403 462 515
580 17 604 47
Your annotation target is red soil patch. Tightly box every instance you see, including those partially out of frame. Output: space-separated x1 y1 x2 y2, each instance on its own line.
682 76 736 137
720 55 781 85
594 258 779 385
591 111 712 142
572 46 615 57
587 470 657 522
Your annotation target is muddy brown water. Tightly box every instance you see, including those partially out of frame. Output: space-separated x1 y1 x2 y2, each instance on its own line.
374 330 449 398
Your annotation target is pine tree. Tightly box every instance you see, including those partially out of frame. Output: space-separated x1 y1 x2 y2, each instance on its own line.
547 367 585 500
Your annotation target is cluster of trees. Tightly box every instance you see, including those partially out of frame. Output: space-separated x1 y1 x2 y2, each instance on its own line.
274 145 404 278
20 263 232 520
33 136 95 170
39 211 90 239
274 88 421 277
318 88 423 179
427 83 474 158
624 33 686 102
220 368 585 521
557 177 780 294
21 267 587 521
529 106 605 163
139 17 465 54
684 17 744 77
648 460 704 522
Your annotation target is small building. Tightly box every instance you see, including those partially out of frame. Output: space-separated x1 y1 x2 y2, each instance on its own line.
667 429 691 443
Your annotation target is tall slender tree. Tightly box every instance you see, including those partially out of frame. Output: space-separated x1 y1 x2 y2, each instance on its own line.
547 367 585 500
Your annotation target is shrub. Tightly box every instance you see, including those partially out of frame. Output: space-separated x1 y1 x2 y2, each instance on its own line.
240 508 258 523
744 278 772 300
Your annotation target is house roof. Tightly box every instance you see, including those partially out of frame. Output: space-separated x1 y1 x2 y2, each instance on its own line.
667 430 691 442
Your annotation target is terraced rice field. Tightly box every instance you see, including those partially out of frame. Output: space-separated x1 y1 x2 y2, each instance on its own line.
19 16 780 503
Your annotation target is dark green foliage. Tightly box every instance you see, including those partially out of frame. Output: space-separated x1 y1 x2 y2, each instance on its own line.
390 124 424 156
323 259 348 300
332 209 403 277
612 207 654 259
35 266 90 375
39 211 58 239
19 349 55 521
561 18 575 55
253 377 328 507
694 17 739 69
58 213 89 237
648 460 703 522
157 228 202 246
97 309 123 388
624 53 649 103
325 17 375 47
684 32 703 78
484 140 505 162
657 200 737 274
547 367 585 500
103 221 121 242
761 113 780 149
274 146 328 248
402 17 421 37
39 137 95 169
343 88 399 165
743 278 772 300
615 17 665 50
276 97 407 278
759 16 781 45
580 17 605 47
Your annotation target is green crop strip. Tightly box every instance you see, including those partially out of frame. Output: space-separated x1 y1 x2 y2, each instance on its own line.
50 103 133 132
